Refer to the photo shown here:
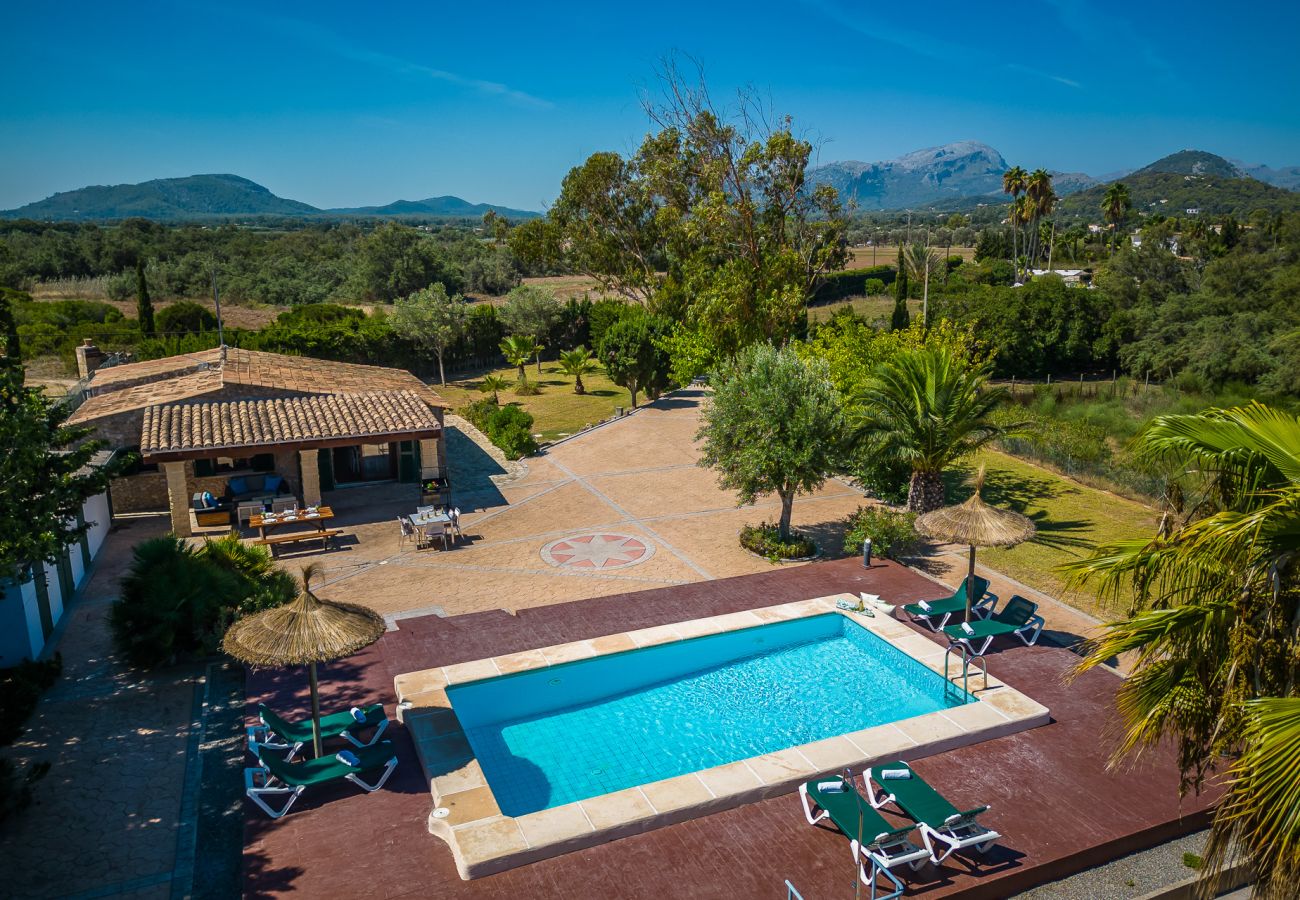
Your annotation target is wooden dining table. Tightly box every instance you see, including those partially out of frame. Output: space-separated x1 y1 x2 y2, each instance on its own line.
248 506 334 540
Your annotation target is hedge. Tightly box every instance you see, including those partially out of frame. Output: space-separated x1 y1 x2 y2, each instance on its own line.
813 265 897 303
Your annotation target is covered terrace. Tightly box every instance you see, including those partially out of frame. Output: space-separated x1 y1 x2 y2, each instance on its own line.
140 389 445 537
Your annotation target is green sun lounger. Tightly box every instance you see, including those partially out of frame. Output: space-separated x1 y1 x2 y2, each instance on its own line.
902 576 996 632
942 594 1045 656
244 739 399 818
866 762 1000 863
253 702 388 760
799 775 930 899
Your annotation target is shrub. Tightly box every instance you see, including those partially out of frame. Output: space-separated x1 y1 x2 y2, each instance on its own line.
0 655 62 746
841 506 920 558
106 270 135 301
485 404 538 460
513 378 541 396
863 278 886 296
739 522 817 561
156 301 217 335
460 396 498 433
110 534 294 669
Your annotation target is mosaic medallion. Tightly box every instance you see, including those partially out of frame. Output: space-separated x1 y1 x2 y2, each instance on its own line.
541 532 654 571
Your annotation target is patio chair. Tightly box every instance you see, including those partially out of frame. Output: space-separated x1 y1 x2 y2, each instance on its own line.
244 740 399 819
426 521 452 551
902 576 997 632
251 702 389 760
866 762 1000 863
450 507 463 540
942 594 1045 657
799 775 930 900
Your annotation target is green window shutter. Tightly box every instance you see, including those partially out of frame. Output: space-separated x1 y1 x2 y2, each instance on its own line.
317 448 336 491
56 552 74 601
194 458 216 477
397 441 418 483
33 566 54 639
76 510 92 569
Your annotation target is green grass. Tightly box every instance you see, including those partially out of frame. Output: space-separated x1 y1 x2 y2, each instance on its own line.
808 296 923 323
943 449 1160 616
436 362 633 442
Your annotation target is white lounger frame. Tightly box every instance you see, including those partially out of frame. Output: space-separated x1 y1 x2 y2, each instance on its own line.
947 614 1045 657
248 715 389 761
244 755 398 819
866 769 1001 864
907 592 998 632
799 783 930 900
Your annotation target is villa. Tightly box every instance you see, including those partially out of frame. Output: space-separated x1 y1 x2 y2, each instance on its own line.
66 345 449 537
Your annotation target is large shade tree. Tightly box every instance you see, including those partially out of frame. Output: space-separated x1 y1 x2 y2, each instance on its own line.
510 60 847 376
1063 403 1300 897
853 345 1012 512
391 283 468 385
697 343 845 541
0 310 117 583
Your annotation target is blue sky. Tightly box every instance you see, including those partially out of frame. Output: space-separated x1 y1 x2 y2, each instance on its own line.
4 0 1298 211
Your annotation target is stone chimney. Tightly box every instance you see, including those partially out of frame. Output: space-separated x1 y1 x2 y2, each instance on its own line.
75 338 106 379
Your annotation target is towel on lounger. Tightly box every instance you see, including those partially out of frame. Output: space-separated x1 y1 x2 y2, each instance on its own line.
817 780 845 793
350 706 368 723
962 622 976 635
918 600 932 611
335 750 360 767
880 769 912 780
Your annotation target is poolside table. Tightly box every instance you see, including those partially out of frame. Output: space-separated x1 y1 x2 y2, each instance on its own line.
249 506 334 540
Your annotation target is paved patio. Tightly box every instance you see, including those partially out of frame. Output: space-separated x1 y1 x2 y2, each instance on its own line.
285 389 870 619
242 557 1216 898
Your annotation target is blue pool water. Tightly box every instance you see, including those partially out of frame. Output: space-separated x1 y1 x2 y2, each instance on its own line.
448 613 971 816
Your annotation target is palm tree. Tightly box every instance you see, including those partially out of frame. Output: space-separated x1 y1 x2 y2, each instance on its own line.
558 347 597 394
905 241 940 327
1063 403 1300 896
1002 166 1028 279
1025 169 1056 266
478 374 508 404
1102 182 1132 253
854 346 1014 512
1010 196 1033 280
499 334 538 383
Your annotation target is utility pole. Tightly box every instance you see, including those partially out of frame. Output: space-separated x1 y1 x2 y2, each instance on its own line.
922 229 932 330
210 260 225 350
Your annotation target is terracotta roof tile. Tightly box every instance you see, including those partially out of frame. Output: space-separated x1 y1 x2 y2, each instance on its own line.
140 390 442 459
71 347 447 426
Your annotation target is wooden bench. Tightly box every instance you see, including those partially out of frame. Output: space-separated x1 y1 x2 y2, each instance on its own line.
251 529 343 555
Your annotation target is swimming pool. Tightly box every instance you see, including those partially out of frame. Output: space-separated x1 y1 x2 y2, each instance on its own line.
448 612 973 816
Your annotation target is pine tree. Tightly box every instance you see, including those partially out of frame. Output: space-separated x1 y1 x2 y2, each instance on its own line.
894 245 909 303
890 293 910 331
136 260 155 337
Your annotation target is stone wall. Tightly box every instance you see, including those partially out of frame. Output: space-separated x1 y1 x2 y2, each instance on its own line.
110 472 169 513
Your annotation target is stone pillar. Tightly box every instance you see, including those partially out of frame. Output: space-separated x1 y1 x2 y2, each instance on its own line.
161 461 192 537
419 438 442 479
299 449 322 507
74 339 106 379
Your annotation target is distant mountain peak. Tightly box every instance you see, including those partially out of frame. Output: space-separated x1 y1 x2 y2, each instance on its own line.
1 174 540 221
809 141 1030 211
1135 150 1245 179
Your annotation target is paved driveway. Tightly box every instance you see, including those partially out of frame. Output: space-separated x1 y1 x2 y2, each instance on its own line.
304 388 869 618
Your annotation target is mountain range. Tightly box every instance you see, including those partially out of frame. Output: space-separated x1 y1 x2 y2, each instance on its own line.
0 174 540 222
6 143 1299 222
806 143 1300 212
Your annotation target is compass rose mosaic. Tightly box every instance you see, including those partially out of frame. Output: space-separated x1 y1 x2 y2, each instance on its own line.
540 533 655 571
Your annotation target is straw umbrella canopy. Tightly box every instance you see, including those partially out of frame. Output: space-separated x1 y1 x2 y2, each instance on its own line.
915 467 1036 621
223 564 386 758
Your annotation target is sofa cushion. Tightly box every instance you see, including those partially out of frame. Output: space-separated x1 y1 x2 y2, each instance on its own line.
263 474 282 494
228 476 248 496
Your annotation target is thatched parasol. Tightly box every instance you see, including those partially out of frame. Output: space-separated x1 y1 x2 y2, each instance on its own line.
915 467 1036 621
223 563 386 758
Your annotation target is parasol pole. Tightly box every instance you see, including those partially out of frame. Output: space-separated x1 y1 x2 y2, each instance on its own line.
309 661 323 758
966 545 978 622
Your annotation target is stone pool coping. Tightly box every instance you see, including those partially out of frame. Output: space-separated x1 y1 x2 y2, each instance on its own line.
393 593 1050 880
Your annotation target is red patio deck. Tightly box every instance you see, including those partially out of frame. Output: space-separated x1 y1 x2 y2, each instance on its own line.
242 558 1215 898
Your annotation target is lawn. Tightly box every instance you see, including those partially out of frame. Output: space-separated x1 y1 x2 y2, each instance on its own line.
435 362 633 442
808 296 923 323
942 448 1161 617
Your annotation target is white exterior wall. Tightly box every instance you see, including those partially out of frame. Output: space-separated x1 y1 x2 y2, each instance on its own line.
0 489 111 666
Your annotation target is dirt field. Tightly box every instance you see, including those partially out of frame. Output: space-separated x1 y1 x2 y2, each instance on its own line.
28 292 282 330
845 244 976 268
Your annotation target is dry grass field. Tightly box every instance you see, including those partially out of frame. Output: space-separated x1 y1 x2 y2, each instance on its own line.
845 244 976 268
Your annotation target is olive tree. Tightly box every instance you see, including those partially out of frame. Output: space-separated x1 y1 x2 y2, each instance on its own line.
697 343 845 541
391 283 468 385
